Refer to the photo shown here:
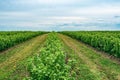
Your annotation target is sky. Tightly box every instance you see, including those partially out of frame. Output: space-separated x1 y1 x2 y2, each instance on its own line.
0 0 120 31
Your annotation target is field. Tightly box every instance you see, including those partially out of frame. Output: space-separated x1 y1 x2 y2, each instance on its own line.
0 31 120 80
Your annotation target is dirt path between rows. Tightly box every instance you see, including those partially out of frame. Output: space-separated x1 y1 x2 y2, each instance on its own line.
0 34 47 78
59 34 120 80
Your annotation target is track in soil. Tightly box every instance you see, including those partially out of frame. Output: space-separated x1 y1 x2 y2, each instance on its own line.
0 34 47 80
0 33 120 80
59 34 120 80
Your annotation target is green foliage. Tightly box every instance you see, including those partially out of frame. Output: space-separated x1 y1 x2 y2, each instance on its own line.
0 31 45 51
61 31 120 58
27 33 75 80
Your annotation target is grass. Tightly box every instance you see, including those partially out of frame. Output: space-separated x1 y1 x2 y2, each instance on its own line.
59 34 100 80
59 34 120 80
0 33 120 80
72 37 120 80
62 43 98 80
0 34 47 80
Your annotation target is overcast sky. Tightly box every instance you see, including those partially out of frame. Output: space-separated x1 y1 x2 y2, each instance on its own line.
0 0 120 31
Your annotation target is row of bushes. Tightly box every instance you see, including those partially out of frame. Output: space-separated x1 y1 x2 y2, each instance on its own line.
61 31 120 58
27 33 75 80
0 31 45 51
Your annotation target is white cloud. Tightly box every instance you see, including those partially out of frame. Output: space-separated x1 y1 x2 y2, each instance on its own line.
72 5 120 16
0 0 120 31
0 12 34 19
14 0 90 5
0 22 38 27
46 16 90 23
13 0 76 5
49 16 88 20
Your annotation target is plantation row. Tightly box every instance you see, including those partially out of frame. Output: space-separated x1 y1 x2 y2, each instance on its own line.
27 33 75 80
61 31 120 58
0 31 45 51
